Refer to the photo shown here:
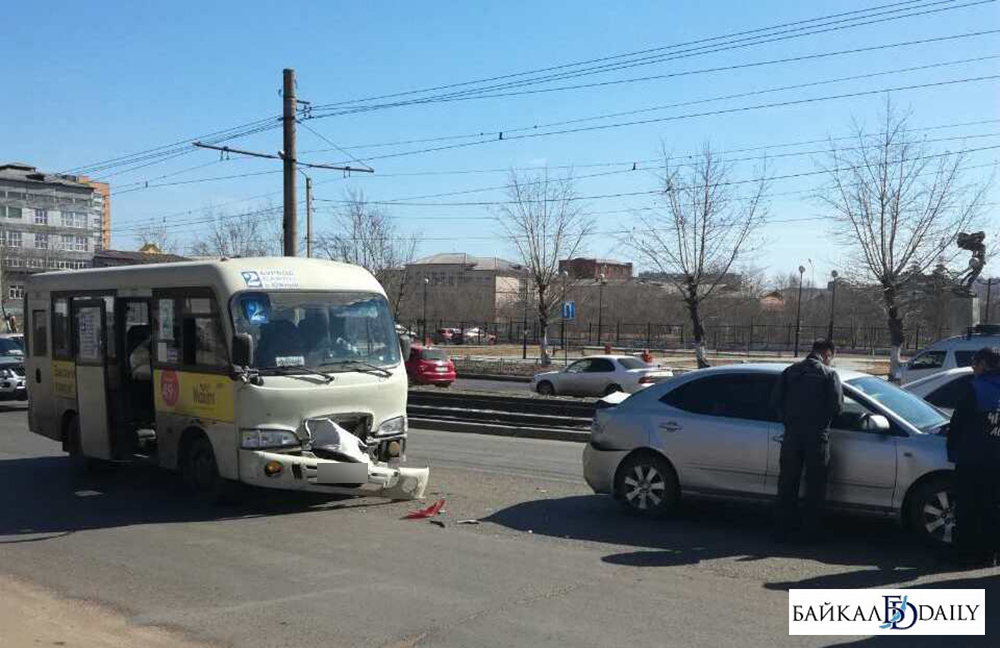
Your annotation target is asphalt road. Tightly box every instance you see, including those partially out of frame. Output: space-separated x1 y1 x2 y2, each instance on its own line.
1 403 996 647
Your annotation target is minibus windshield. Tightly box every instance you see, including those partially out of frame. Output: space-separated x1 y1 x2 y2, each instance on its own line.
232 291 401 371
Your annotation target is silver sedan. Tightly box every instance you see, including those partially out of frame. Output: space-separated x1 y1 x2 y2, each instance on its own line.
903 367 973 416
531 355 673 397
583 364 957 545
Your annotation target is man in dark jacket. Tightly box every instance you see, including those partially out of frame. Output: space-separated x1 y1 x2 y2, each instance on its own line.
771 339 844 542
947 346 1000 565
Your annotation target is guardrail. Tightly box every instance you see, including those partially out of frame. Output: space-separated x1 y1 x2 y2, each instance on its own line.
407 390 595 432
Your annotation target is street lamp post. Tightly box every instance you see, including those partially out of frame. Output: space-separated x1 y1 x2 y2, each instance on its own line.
827 270 839 342
558 270 569 364
794 265 805 357
422 277 429 344
597 273 607 344
522 283 529 360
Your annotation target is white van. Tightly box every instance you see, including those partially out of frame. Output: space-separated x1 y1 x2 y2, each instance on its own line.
898 325 1000 384
24 257 428 500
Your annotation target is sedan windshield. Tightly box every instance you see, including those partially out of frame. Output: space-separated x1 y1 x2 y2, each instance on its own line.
847 376 949 433
0 338 22 356
232 291 400 370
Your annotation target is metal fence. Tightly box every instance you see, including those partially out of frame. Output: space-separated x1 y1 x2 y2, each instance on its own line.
399 318 948 353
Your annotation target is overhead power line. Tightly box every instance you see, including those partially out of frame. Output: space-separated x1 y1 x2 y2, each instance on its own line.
309 0 977 113
108 144 996 237
318 74 1000 166
299 29 1000 156
313 144 1000 208
107 116 1000 230
308 0 994 119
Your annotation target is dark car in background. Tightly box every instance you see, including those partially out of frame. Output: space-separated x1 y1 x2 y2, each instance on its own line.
406 345 456 387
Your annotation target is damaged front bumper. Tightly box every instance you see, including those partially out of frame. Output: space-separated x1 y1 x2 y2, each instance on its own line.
240 449 429 500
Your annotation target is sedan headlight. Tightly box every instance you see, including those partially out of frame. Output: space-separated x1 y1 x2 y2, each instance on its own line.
241 428 300 449
374 415 407 437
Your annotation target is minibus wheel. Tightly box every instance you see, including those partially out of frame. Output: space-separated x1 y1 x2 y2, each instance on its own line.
183 436 233 503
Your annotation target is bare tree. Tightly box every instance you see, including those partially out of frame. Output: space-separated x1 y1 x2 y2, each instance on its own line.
497 169 594 365
317 188 421 318
188 204 282 258
818 100 992 377
626 144 768 367
135 221 180 254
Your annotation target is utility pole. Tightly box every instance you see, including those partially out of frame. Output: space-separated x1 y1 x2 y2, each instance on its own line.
283 68 297 257
192 69 372 258
305 175 313 258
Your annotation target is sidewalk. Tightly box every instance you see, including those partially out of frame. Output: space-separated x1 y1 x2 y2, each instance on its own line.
0 574 207 648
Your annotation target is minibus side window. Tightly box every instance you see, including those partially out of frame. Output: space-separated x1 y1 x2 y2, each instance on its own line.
153 297 182 365
152 291 228 372
182 296 227 369
52 297 70 358
31 310 47 357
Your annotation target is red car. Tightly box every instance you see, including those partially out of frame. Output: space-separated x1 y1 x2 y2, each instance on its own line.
406 345 456 386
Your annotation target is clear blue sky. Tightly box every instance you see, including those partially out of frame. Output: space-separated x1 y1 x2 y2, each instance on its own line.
3 0 998 284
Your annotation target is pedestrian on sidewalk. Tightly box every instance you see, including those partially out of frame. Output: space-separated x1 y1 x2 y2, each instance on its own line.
946 346 1000 567
770 338 843 543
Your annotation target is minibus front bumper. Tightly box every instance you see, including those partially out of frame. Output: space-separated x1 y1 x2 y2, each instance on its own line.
240 449 429 500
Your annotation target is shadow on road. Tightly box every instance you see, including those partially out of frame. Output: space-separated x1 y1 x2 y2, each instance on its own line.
0 454 388 543
488 493 978 574
489 494 998 638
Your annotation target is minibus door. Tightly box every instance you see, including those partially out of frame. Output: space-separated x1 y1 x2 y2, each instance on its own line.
74 299 112 459
25 298 52 434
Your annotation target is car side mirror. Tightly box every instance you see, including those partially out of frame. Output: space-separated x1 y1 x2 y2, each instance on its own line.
232 332 253 367
863 414 891 433
399 334 412 360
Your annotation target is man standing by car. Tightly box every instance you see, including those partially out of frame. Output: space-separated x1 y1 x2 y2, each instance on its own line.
947 346 1000 566
771 339 843 543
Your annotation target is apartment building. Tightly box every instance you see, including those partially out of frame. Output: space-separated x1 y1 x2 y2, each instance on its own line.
0 162 107 328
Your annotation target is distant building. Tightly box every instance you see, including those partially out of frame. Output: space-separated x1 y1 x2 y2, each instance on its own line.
402 253 528 322
559 257 633 281
0 162 109 328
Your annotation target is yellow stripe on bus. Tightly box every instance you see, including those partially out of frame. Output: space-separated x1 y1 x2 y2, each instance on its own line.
51 360 77 398
153 369 235 423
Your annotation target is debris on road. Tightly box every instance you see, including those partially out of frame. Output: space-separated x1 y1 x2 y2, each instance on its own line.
403 498 446 519
430 520 446 528
456 519 481 525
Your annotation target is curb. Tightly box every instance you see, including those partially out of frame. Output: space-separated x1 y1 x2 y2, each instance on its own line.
409 418 590 443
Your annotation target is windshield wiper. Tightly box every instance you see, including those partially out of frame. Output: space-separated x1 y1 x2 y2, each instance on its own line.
261 365 335 384
319 359 392 378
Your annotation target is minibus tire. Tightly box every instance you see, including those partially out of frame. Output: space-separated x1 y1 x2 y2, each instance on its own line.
183 436 237 504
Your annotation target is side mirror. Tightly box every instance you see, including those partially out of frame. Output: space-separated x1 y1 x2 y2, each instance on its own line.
399 334 412 360
232 332 253 367
863 414 891 434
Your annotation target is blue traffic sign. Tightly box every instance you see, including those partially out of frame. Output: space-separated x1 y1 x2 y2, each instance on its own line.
562 301 576 321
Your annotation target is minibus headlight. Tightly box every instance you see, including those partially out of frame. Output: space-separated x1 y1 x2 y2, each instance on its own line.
241 429 300 449
374 416 407 437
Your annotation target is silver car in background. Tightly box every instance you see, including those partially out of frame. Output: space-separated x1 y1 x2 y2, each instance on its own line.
583 364 957 545
532 355 673 397
903 367 973 416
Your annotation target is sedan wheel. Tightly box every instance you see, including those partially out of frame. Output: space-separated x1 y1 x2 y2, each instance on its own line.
615 453 678 516
536 381 555 396
908 477 956 546
602 384 622 397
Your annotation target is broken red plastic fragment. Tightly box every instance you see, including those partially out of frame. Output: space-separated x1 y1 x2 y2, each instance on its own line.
403 498 445 519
